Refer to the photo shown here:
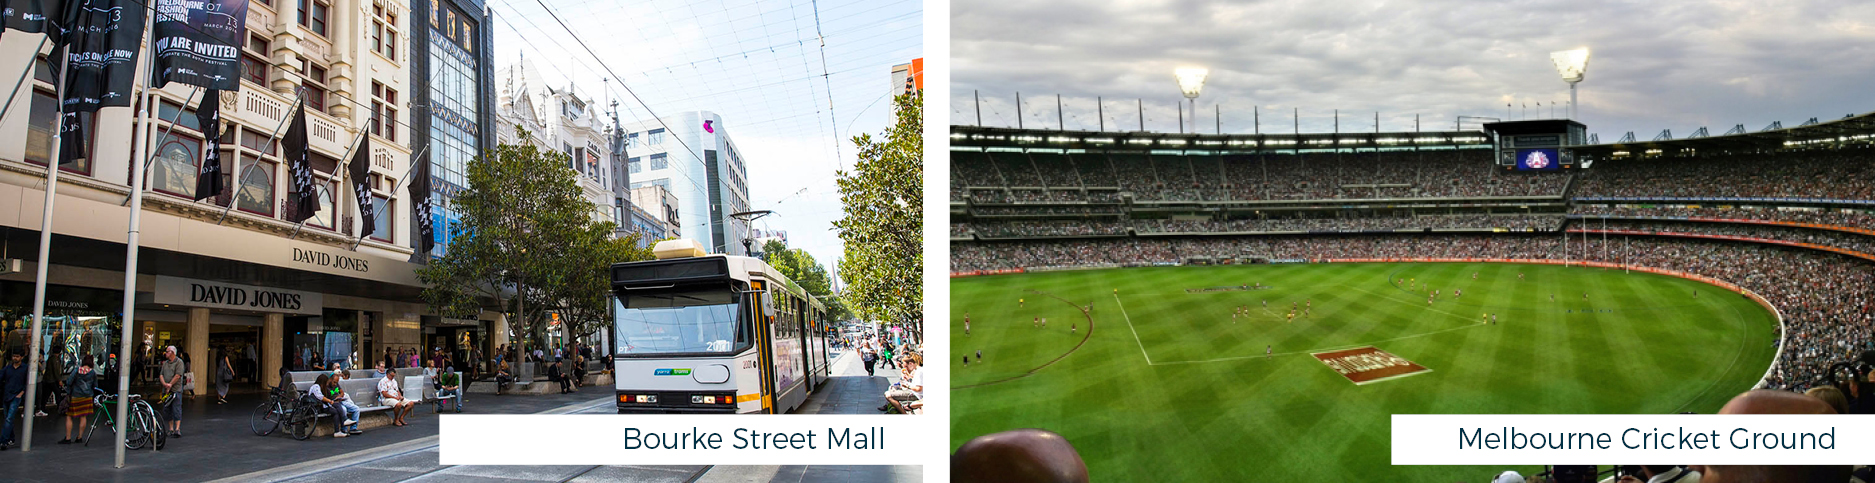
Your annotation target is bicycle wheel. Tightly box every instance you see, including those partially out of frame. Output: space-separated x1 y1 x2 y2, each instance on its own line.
251 400 281 436
287 409 316 440
125 403 152 450
148 401 168 450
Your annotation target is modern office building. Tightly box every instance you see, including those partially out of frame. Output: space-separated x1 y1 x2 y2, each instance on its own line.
890 58 924 96
0 0 440 393
621 111 751 256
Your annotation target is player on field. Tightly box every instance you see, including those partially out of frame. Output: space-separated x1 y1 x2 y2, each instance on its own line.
1491 313 1498 325
1306 299 1312 309
1454 289 1462 298
1019 298 1025 308
1032 317 1040 328
1070 323 1076 334
1582 291 1588 300
1041 317 1047 328
1286 311 1295 322
1518 272 1525 280
1482 313 1489 324
1266 345 1272 359
1550 293 1556 302
964 312 971 336
1473 272 1479 280
1262 299 1267 308
1693 289 1698 298
976 350 982 362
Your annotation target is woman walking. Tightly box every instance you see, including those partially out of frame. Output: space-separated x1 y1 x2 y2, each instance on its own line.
860 340 878 377
216 351 235 404
58 357 96 444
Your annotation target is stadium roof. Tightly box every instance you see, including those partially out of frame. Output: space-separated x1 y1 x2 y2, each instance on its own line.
950 125 1491 152
1570 109 1875 158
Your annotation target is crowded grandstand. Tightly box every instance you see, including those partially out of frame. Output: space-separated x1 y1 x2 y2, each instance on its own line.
951 116 1875 394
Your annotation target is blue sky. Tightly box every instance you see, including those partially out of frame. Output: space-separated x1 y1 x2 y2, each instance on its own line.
491 0 922 279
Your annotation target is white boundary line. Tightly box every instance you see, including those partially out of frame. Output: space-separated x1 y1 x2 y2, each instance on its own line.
1111 293 1154 365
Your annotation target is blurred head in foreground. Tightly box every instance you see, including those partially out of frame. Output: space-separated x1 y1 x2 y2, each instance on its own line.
1690 390 1846 483
952 429 1089 483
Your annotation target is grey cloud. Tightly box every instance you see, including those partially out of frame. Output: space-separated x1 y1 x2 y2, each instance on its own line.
953 0 1875 140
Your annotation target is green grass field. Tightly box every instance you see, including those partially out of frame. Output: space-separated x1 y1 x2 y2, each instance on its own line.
950 262 1778 482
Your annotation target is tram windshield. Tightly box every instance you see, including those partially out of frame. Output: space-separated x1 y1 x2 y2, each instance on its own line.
614 287 747 356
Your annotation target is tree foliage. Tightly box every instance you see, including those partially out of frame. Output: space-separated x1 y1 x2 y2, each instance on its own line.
761 240 852 322
834 92 922 337
417 127 651 350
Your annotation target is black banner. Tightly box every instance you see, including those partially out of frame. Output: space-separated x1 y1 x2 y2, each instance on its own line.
413 149 433 254
152 0 246 90
193 90 223 200
56 111 85 165
350 135 374 238
3 0 63 34
59 0 145 112
284 101 317 223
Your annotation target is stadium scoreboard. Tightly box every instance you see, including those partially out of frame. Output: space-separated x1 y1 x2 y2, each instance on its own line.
1482 119 1588 171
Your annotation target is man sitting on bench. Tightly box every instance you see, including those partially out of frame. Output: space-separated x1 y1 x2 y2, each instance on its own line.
433 366 461 412
494 361 512 394
376 362 417 426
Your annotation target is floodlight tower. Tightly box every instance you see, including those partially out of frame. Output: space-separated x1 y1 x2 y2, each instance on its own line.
1550 48 1590 120
1174 67 1209 133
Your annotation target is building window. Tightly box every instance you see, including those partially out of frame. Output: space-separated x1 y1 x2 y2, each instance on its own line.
646 128 665 145
236 155 276 216
298 0 329 37
242 34 271 86
370 195 393 242
371 81 397 141
628 157 641 174
649 153 668 170
302 62 328 113
151 135 204 198
372 3 397 61
626 132 638 147
240 128 277 155
309 180 335 229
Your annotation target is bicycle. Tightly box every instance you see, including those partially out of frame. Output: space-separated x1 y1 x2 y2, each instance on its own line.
83 389 164 450
251 384 317 438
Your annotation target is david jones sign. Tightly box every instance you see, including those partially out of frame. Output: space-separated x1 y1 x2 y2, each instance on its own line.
292 247 370 273
154 276 322 315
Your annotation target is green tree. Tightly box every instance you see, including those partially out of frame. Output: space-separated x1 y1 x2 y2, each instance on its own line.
834 92 922 340
761 240 852 322
417 127 650 352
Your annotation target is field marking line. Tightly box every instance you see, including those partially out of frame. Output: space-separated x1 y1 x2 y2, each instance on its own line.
1112 294 1155 365
1353 367 1435 386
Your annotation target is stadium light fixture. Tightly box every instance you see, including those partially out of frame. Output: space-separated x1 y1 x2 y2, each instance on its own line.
1550 48 1589 120
1174 67 1209 133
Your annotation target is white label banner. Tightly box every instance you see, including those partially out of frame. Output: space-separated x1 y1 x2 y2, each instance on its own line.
1393 414 1875 465
439 414 922 465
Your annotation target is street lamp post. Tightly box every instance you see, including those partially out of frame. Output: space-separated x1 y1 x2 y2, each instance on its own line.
1174 67 1209 134
1550 48 1590 120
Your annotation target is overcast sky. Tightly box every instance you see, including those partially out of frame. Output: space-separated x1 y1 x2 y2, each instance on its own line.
951 0 1875 140
496 0 920 277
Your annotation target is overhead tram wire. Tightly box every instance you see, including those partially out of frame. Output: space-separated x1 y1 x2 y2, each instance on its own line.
809 0 844 167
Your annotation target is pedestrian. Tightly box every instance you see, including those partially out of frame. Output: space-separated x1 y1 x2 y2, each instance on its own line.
158 346 186 438
217 351 235 404
0 349 28 450
550 359 572 394
880 345 896 370
861 342 878 377
59 356 96 444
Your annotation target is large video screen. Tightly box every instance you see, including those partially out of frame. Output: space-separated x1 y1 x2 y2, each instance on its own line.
1515 148 1562 171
